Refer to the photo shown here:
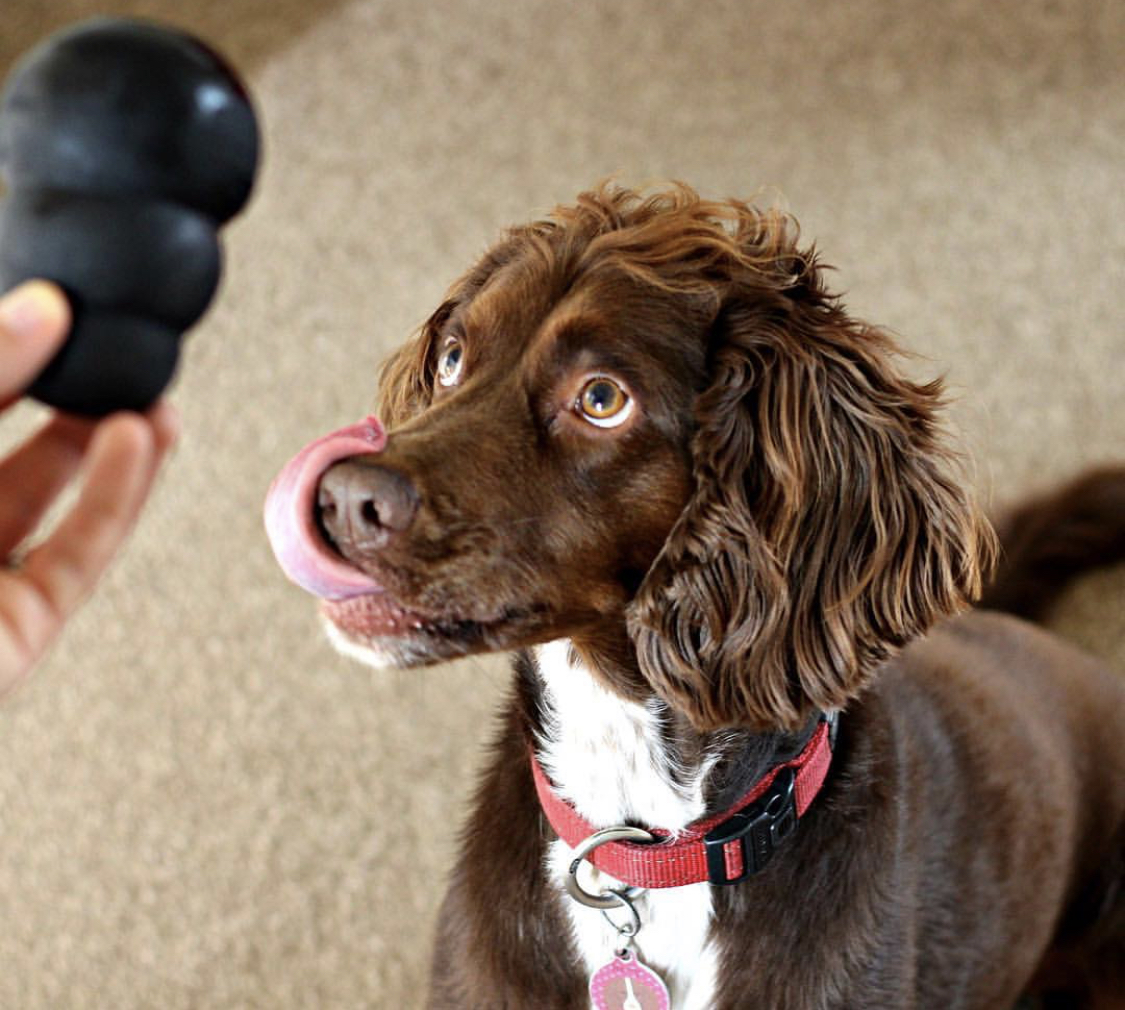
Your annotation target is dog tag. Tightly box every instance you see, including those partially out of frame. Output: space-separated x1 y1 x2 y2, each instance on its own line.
589 950 670 1010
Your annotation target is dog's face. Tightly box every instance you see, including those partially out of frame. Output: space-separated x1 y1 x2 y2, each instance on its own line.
266 184 995 731
318 250 711 672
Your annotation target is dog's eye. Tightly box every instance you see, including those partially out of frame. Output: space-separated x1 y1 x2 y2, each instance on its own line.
436 339 465 387
577 377 633 428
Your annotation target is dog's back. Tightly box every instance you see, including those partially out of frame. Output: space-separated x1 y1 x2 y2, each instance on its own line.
824 465 1125 1008
972 467 1125 1006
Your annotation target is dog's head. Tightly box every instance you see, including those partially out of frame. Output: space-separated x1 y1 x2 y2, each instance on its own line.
266 183 995 731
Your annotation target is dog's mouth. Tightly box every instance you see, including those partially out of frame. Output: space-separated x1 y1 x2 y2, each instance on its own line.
320 593 548 664
320 593 436 638
264 417 547 656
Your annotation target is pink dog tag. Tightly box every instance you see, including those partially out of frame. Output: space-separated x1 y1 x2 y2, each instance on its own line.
589 951 670 1010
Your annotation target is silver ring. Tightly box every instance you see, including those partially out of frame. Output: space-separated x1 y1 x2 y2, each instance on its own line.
565 825 655 910
600 887 642 940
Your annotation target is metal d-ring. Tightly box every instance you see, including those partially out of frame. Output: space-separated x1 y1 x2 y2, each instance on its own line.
565 825 655 910
601 886 642 948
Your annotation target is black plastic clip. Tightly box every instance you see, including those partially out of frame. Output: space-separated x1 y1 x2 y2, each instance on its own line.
703 766 798 885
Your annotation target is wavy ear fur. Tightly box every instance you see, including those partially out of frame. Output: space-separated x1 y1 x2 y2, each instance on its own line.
376 300 448 426
377 239 525 426
628 249 997 733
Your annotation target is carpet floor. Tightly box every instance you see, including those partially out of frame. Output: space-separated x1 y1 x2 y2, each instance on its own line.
1 0 1122 1005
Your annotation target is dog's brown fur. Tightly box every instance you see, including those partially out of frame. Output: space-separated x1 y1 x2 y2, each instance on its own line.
318 184 1125 1007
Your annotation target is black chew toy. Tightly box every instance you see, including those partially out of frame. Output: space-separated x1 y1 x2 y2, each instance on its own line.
0 17 259 416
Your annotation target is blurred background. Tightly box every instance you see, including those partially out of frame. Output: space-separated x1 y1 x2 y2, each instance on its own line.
0 0 1122 1005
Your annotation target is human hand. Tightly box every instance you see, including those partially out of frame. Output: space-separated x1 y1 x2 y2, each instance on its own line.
0 280 178 697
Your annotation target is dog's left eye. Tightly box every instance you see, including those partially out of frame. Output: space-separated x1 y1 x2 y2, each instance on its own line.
577 377 633 428
436 339 465 387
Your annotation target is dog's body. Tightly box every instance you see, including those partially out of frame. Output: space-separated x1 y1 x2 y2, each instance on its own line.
431 610 1125 1009
266 184 1125 1007
425 611 1120 1003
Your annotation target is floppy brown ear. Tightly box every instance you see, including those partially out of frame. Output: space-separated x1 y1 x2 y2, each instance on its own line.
376 300 451 426
627 260 997 732
377 236 532 426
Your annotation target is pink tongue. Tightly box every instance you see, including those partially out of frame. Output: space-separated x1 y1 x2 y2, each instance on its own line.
264 416 386 600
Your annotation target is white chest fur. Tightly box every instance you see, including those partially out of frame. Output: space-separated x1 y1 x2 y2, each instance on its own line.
533 640 720 1010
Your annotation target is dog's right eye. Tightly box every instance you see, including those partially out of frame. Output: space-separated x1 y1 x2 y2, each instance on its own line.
436 339 465 387
577 376 633 428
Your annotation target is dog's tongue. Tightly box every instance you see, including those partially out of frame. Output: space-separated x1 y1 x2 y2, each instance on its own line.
264 416 386 600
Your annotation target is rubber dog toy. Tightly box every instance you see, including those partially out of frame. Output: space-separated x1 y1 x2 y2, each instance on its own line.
0 17 259 415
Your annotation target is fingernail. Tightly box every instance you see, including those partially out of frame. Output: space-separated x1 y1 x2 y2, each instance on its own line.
0 281 66 339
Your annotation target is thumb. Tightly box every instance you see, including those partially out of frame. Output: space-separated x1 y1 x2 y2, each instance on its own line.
0 281 72 406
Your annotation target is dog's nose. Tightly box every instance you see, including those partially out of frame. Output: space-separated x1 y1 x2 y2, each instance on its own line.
316 459 419 553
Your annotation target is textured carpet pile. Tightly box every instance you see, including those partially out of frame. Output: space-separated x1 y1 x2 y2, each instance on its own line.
0 1 1121 1005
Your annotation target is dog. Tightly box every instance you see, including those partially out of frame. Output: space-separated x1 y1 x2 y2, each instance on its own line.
264 183 1125 1008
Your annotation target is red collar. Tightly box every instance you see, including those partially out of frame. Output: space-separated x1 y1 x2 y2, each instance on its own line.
531 715 836 889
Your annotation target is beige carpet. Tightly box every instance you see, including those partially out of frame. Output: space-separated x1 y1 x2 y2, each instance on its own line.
1 0 1122 1005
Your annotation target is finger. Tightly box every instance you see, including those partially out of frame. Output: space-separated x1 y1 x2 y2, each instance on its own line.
145 399 181 455
15 413 160 654
0 413 98 557
0 406 174 560
0 281 72 406
0 409 175 695
0 568 49 697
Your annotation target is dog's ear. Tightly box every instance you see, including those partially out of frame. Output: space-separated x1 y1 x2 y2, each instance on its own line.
377 239 529 426
628 253 997 732
376 300 451 426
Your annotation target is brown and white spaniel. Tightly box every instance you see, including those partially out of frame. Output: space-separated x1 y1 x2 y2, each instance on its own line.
266 183 1125 1009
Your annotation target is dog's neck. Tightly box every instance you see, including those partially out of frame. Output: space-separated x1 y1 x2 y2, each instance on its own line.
527 638 814 832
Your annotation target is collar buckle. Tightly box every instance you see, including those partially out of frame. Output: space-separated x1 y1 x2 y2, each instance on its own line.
703 766 798 885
